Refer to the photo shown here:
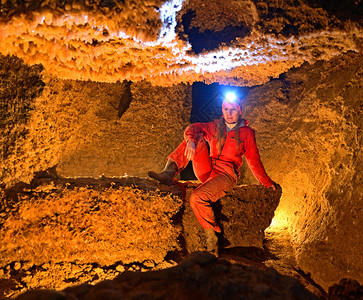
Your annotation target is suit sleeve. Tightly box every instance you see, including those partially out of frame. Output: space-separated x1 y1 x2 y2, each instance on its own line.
244 129 273 187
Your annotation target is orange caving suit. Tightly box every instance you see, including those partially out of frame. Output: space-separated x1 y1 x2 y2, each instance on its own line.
168 119 273 233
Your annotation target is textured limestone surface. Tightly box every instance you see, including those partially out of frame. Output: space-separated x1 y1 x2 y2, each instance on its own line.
0 178 183 268
1 2 363 296
183 183 282 252
0 54 192 187
0 178 280 265
0 0 361 85
0 55 44 187
238 51 362 290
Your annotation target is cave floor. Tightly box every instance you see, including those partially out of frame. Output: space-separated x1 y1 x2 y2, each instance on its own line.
0 224 327 299
0 178 326 299
0 237 326 299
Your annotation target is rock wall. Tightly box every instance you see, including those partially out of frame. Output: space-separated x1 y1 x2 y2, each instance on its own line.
239 51 362 289
1 51 362 292
0 54 192 187
0 55 44 187
53 78 192 179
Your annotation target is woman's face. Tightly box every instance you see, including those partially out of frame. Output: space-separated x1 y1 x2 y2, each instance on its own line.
222 102 241 124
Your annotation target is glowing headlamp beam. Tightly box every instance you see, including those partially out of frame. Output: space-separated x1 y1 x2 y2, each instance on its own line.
225 92 237 102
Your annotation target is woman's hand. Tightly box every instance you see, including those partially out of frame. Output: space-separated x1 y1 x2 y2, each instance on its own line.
185 140 196 161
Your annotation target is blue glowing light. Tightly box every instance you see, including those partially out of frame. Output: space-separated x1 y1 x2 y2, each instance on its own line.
225 92 237 102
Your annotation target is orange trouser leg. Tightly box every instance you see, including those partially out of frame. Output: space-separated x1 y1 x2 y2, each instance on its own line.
168 138 236 232
168 137 212 182
190 172 236 232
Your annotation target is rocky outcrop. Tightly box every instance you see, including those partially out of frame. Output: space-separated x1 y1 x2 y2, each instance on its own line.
183 183 282 252
0 177 281 298
0 55 44 188
0 177 183 267
0 178 281 267
327 278 363 300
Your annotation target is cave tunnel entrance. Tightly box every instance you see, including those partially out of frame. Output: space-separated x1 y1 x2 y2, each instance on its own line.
179 82 249 180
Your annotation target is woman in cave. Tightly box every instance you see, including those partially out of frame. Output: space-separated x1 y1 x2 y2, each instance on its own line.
148 94 276 256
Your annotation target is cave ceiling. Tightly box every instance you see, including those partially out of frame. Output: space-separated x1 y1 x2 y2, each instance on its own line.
0 0 362 86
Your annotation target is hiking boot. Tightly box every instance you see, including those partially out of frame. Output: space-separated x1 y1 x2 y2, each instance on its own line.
205 228 219 257
148 159 178 186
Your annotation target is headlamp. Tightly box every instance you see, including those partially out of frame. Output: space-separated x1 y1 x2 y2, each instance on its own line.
222 92 242 114
224 92 237 103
